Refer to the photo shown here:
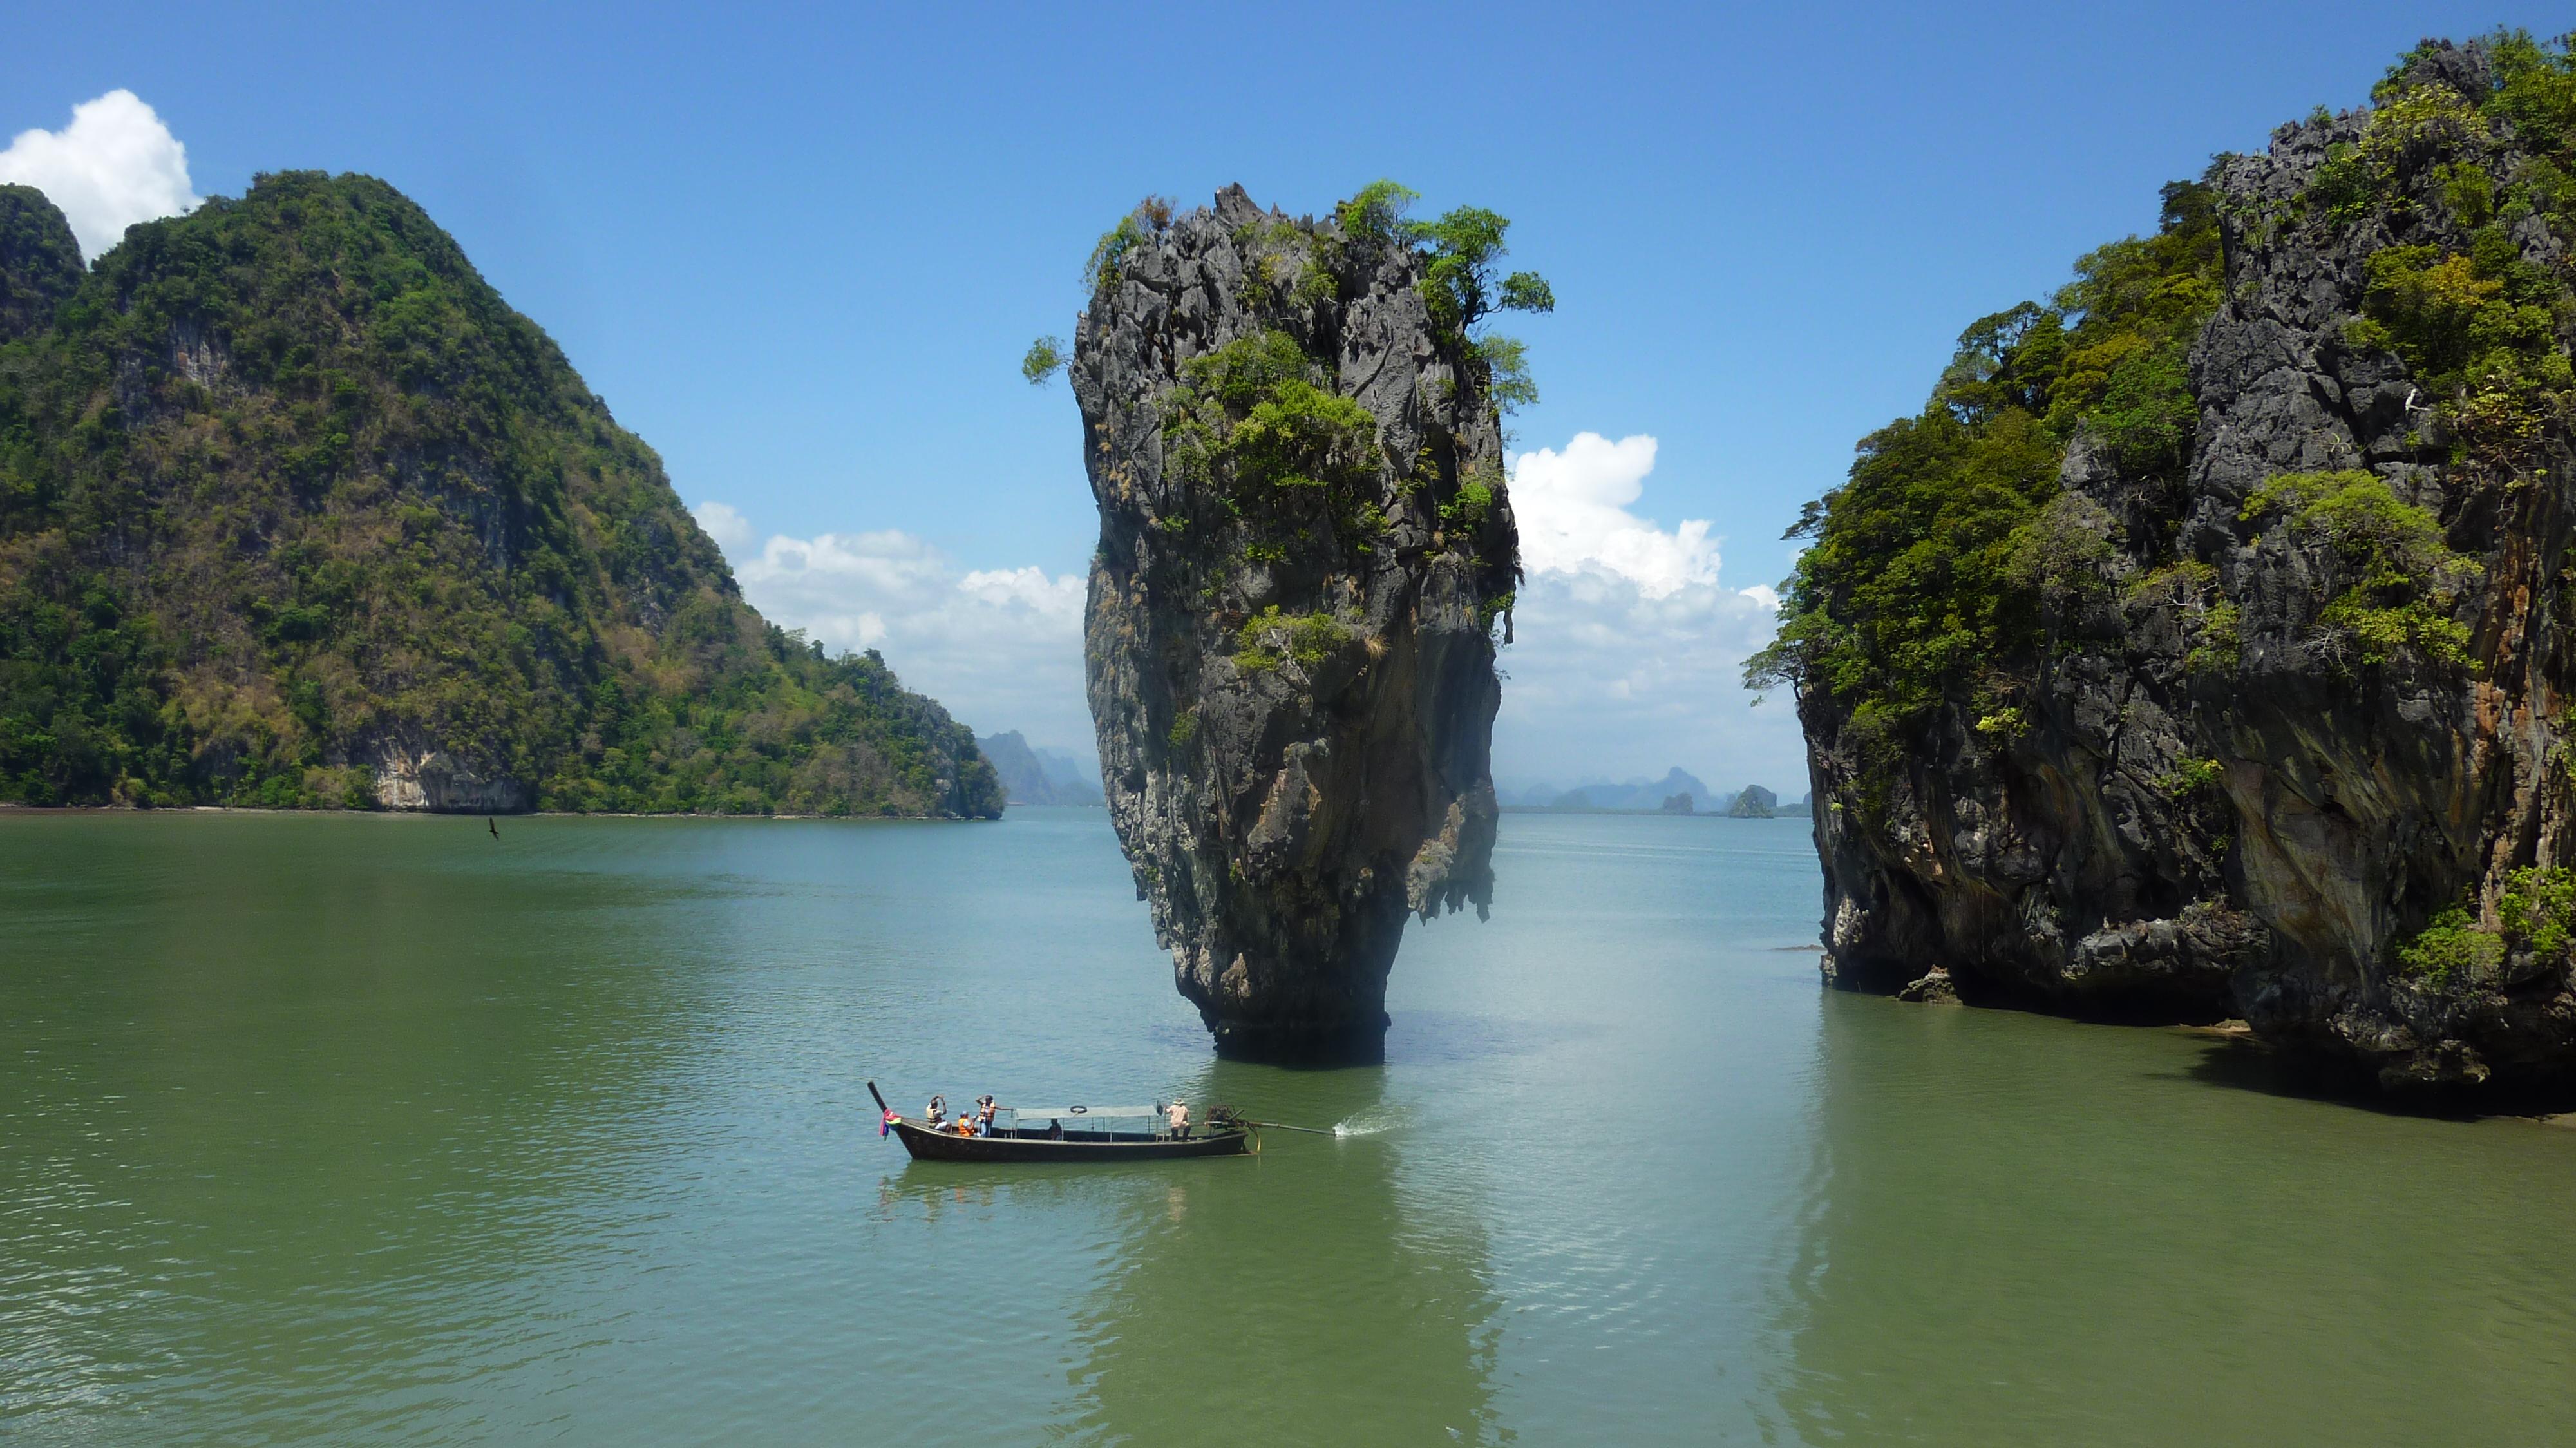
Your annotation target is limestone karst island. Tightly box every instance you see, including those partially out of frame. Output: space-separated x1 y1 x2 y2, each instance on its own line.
1065 184 1526 1063
5 15 2575 1446
1756 37 2576 1102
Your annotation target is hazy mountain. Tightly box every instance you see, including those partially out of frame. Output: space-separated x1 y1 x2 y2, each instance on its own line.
1543 768 1719 812
978 731 1102 806
1031 743 1103 804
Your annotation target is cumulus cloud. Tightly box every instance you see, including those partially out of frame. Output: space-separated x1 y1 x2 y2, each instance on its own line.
1496 433 1807 794
1511 433 1719 596
693 499 756 553
690 503 1094 757
0 91 200 263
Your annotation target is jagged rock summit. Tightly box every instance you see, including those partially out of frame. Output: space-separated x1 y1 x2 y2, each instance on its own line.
1765 35 2576 1101
1072 184 1522 1062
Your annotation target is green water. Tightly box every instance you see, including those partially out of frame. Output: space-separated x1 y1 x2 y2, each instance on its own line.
2 809 2570 1444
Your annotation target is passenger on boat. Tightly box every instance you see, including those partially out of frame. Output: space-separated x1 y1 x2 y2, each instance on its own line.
1166 1100 1191 1141
925 1095 947 1128
1045 1119 1065 1140
976 1096 998 1135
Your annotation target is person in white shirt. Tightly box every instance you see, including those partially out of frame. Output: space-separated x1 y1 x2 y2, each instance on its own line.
1166 1100 1191 1140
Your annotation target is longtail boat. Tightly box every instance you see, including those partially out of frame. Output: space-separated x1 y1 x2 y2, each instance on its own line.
869 1081 1251 1162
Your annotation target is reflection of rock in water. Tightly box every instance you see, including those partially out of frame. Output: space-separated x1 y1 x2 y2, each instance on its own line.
1774 994 2576 1444
1063 1063 1505 1444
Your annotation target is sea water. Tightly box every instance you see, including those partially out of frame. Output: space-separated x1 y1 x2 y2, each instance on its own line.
2 808 2570 1444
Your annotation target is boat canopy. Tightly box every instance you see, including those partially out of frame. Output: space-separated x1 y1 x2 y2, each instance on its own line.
998 1105 1160 1123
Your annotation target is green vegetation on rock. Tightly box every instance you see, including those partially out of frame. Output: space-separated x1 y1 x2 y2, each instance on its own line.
2238 470 2481 667
1167 331 1379 493
1021 334 1066 386
1163 329 1387 560
2398 866 2576 989
1233 605 1351 674
1084 196 1173 295
2310 32 2576 472
2126 560 2242 675
1747 176 2223 725
2397 906 2507 988
1755 28 2576 727
1336 181 1553 412
0 171 999 815
0 184 84 341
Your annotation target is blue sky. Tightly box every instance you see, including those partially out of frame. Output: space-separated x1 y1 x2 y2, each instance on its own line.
3 2 2558 792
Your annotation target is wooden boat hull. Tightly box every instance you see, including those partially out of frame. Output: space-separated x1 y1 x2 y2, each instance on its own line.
889 1119 1249 1162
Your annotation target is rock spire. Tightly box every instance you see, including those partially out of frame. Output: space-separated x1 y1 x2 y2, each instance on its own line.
1072 184 1520 1062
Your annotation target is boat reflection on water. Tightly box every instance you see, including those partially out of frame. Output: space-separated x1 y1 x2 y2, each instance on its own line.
1057 1060 1506 1446
876 1060 1505 1443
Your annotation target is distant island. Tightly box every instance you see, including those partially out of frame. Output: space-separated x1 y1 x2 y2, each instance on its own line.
1727 785 1778 819
1498 767 1808 817
0 175 999 817
976 731 1102 806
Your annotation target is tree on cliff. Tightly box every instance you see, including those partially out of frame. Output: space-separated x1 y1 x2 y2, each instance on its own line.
1744 173 2224 734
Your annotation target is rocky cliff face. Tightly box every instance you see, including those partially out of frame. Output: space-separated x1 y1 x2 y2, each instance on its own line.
370 738 531 812
1073 186 1519 1062
1792 39 2576 1101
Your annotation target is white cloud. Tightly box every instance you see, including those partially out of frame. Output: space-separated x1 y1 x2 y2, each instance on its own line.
1510 432 1718 596
1495 433 1807 795
693 499 755 553
690 503 1093 756
0 91 200 263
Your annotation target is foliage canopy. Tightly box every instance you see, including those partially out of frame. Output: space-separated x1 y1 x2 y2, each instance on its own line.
1323 180 1555 412
1746 174 2225 722
1021 334 1066 386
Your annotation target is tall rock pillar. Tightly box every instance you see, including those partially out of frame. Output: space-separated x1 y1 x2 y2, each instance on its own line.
1072 185 1519 1062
